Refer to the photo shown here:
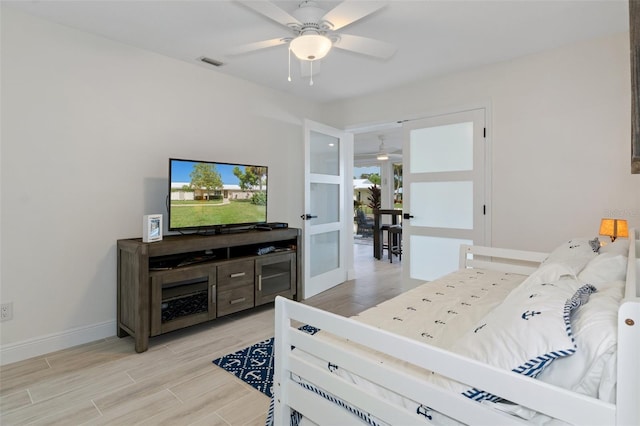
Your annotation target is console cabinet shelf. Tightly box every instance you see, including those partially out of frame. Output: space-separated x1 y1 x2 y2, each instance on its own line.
117 228 300 352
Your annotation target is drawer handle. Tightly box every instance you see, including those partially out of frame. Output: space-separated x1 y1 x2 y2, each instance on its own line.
230 297 246 305
230 272 246 278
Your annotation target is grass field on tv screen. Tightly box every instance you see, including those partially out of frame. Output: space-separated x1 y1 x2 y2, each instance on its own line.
170 199 266 229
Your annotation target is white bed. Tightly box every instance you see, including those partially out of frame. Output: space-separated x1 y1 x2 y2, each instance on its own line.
271 230 640 425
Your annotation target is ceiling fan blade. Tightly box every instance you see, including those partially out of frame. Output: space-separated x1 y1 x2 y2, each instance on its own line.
322 1 387 31
226 37 288 55
236 0 301 28
333 34 396 60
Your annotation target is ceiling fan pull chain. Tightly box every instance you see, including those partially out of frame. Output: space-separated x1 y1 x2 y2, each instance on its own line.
288 47 292 82
309 61 314 86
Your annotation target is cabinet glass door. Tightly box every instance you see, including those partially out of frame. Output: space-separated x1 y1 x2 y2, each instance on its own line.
255 252 296 305
149 265 216 336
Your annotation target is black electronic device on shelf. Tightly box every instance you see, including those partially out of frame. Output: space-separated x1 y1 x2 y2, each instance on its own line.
267 222 288 229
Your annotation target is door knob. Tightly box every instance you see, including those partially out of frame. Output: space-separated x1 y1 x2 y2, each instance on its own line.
403 213 414 220
301 214 318 220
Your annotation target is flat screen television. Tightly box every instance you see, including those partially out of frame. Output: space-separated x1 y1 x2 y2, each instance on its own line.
168 158 268 232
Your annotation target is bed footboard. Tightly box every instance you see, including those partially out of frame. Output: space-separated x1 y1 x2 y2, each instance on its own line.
273 299 615 425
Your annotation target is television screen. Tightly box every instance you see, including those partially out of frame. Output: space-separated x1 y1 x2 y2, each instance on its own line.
168 158 268 231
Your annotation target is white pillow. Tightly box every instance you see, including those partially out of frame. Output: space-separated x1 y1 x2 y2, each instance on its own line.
445 279 596 402
541 237 599 275
578 253 627 288
599 238 629 257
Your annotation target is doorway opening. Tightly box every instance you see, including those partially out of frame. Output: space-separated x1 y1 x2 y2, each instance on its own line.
353 164 380 245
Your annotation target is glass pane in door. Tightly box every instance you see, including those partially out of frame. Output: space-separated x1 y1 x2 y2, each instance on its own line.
410 235 473 281
410 122 473 173
310 131 340 175
410 181 473 229
310 231 340 277
310 183 339 225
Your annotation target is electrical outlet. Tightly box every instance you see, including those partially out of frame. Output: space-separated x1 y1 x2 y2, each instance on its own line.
1 302 13 322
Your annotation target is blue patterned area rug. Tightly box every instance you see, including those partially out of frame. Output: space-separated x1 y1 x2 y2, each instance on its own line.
212 325 319 398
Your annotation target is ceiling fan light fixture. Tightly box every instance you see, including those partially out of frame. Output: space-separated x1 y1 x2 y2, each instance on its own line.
376 135 389 160
290 33 332 61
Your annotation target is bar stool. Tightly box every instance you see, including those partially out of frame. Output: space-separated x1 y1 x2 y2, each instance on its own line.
380 223 391 254
387 225 402 263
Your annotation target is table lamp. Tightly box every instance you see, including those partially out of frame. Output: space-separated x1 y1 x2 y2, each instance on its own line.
599 218 629 242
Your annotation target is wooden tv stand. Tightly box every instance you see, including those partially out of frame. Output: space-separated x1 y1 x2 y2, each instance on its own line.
117 227 300 352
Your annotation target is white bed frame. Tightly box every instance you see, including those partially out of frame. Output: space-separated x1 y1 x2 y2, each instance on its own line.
273 230 640 425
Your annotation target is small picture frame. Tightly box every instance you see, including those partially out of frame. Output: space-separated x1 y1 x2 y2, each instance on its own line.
143 214 163 243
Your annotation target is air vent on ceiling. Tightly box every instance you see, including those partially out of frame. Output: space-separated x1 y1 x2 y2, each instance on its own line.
199 56 224 67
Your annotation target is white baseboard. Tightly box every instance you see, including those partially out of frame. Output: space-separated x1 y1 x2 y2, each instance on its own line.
0 320 116 366
347 267 356 281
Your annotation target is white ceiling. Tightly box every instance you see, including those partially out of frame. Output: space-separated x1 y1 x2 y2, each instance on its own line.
4 0 629 158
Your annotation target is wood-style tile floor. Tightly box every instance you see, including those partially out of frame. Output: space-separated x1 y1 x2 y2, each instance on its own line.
0 243 402 425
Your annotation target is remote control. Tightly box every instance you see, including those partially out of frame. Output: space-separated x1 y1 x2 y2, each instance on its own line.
257 246 276 255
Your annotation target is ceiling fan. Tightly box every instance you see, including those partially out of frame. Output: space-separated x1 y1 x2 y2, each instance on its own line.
229 0 397 83
358 135 402 162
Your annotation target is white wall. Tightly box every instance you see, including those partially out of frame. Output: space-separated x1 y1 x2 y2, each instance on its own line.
0 7 326 363
328 32 640 252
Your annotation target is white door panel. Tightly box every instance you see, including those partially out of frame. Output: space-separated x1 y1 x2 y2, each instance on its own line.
303 120 352 299
402 109 488 289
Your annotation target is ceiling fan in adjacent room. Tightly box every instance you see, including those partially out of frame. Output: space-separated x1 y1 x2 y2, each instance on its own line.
357 135 402 162
228 0 397 84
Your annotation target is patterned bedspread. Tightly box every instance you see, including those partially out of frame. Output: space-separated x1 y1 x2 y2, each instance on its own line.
352 268 527 350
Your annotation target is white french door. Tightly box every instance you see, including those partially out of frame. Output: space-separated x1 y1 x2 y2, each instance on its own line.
402 108 489 290
302 120 353 299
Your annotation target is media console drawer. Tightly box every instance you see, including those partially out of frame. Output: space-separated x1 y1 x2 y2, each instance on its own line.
217 259 254 289
217 285 254 316
217 259 255 315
